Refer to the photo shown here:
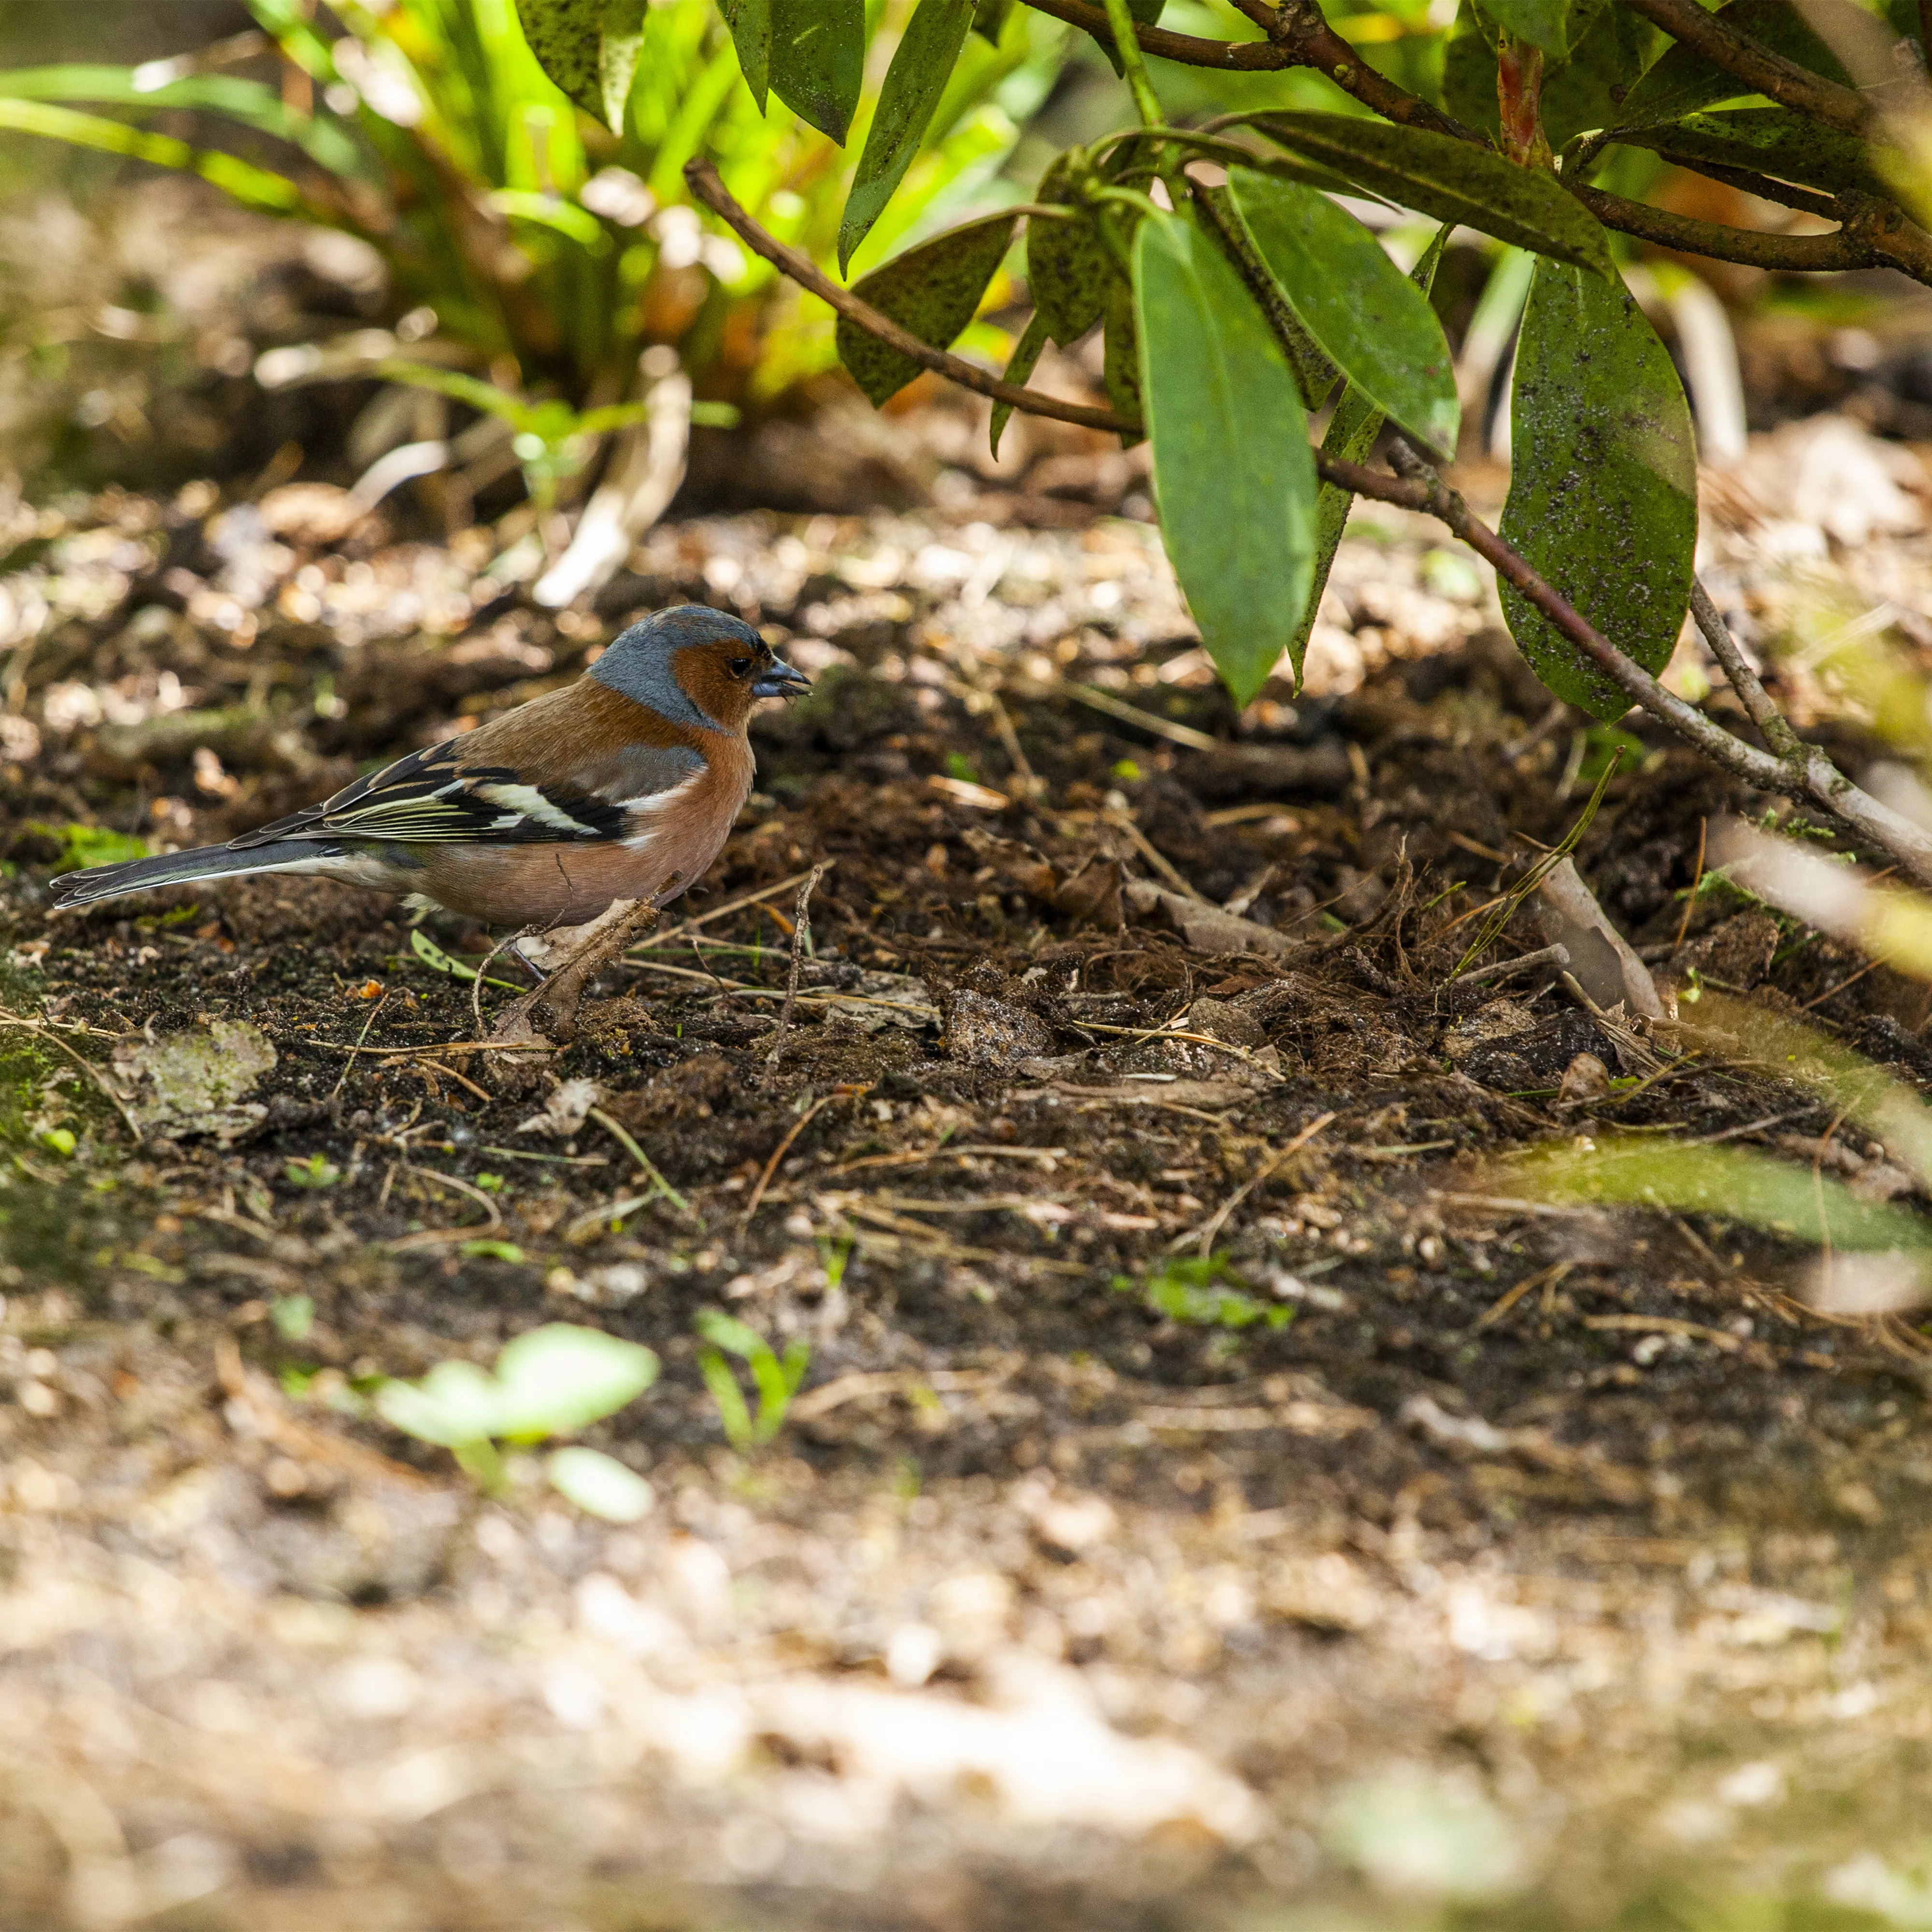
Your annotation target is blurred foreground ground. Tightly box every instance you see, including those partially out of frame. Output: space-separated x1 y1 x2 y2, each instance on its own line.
4 423 1932 1929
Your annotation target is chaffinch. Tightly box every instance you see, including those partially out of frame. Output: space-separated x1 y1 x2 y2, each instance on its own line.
51 605 810 928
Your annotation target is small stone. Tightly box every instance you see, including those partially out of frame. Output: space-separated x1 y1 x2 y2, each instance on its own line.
942 987 1058 1066
1188 997 1267 1048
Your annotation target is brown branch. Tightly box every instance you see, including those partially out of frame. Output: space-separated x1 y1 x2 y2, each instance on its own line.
1017 0 1474 137
1614 0 1874 134
1605 145 1841 221
684 158 1136 436
1571 182 1874 271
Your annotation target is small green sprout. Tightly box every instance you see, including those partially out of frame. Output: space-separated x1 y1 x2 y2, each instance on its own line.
817 1226 856 1293
460 1238 525 1263
37 1127 76 1158
1115 1254 1293 1332
946 752 981 783
695 1309 810 1451
375 1323 658 1519
284 1153 341 1190
474 1172 506 1194
270 1294 314 1342
1111 758 1143 782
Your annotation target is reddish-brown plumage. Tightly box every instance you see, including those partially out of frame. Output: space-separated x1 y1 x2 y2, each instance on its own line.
47 604 810 928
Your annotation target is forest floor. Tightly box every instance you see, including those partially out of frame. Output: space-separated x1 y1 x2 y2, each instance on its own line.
5 424 1932 1930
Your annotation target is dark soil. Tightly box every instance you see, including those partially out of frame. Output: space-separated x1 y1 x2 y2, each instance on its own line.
3 480 1932 1930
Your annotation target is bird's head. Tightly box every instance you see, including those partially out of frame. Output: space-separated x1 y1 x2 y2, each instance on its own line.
590 604 810 734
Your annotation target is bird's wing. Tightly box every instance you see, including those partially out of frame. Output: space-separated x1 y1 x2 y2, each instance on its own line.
231 739 704 849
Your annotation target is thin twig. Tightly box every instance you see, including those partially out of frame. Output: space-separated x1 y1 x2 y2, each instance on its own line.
1690 579 1802 754
685 158 1134 436
330 991 387 1107
771 863 825 1055
744 1090 843 1223
586 1105 691 1215
471 924 537 1037
1674 815 1708 952
631 863 837 954
1066 682 1222 752
1174 1109 1336 1254
1453 942 1572 988
400 1162 503 1225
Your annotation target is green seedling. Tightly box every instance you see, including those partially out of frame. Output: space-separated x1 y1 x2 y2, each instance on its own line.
817 1226 856 1294
694 1309 810 1451
270 1294 314 1343
284 1153 341 1190
37 1127 75 1158
376 1323 659 1520
475 1172 507 1194
461 1238 526 1264
408 927 523 991
1116 1253 1293 1332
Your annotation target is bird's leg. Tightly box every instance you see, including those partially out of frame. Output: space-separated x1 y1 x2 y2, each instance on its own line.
493 892 669 1045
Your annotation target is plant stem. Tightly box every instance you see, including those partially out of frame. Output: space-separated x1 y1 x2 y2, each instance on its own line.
684 159 1135 435
1689 578 1804 757
1099 0 1165 128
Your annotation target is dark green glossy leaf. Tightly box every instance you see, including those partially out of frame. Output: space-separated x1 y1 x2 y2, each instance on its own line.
1293 227 1450 677
1538 0 1661 146
838 212 1018 406
991 309 1051 458
1227 169 1457 458
1483 0 1590 56
839 0 975 270
718 0 772 110
1133 211 1316 708
1617 0 1854 123
769 0 866 142
1612 106 1893 198
1028 154 1113 345
1250 111 1615 278
513 0 646 130
1498 258 1697 720
1441 0 1503 140
1193 181 1335 409
973 0 1013 43
1103 276 1143 446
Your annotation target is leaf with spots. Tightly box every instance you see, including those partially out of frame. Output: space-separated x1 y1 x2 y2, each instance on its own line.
838 212 1018 406
1499 259 1697 719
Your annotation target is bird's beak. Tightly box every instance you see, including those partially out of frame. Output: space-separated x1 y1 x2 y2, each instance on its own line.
752 657 811 699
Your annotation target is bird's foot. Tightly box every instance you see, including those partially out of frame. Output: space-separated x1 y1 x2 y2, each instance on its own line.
492 897 662 1046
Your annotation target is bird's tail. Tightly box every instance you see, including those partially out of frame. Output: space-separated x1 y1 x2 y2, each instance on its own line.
49 840 326 910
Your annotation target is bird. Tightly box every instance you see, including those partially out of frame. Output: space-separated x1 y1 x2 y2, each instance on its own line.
50 604 810 931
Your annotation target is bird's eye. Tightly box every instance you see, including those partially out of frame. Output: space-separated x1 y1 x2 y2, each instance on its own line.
729 656 753 679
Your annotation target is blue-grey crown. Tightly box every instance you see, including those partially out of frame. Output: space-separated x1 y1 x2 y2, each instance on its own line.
589 604 765 730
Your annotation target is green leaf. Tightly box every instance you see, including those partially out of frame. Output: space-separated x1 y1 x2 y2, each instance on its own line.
1103 275 1144 443
769 0 866 142
547 1446 654 1521
376 1360 505 1449
991 308 1051 458
1498 259 1697 719
1537 0 1662 147
1249 111 1615 279
1611 106 1894 198
838 211 1018 405
1027 155 1113 346
1441 0 1502 142
718 0 772 110
839 0 976 271
512 0 648 131
1292 226 1451 678
1133 210 1317 709
492 1322 659 1440
410 926 480 981
1524 1136 1932 1251
0 64 364 175
1483 0 1590 55
973 0 1015 45
1617 0 1855 123
1226 170 1458 459
1193 181 1335 409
